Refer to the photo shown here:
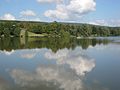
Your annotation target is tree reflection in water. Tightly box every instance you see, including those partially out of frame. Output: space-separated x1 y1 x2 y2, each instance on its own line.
0 37 110 52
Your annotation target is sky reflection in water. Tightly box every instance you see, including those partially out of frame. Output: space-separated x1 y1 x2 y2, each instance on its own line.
0 38 120 90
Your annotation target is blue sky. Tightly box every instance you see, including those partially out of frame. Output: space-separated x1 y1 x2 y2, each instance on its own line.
0 0 120 26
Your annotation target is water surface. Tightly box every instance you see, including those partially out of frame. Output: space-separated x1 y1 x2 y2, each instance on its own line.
0 37 120 90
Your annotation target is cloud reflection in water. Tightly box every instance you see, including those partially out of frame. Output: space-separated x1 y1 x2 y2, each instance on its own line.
9 48 96 90
45 48 95 76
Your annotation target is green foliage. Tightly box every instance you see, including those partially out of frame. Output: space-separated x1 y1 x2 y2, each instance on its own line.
0 20 120 37
13 28 21 36
3 28 10 37
60 29 70 38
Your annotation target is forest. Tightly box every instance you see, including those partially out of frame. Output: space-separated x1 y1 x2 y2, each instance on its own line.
0 20 120 37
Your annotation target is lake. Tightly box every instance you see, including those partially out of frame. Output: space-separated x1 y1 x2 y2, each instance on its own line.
0 37 120 90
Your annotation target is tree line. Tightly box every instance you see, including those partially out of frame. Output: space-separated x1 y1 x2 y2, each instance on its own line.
0 20 120 37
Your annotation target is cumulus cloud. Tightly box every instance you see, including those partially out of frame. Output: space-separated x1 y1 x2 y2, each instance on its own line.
45 4 69 20
19 10 40 21
0 13 16 20
20 10 36 16
44 0 96 20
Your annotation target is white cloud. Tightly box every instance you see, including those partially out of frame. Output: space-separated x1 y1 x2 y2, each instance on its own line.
88 21 100 25
44 0 96 20
88 19 120 26
20 10 36 16
45 4 69 20
0 13 16 20
88 20 107 26
67 0 96 14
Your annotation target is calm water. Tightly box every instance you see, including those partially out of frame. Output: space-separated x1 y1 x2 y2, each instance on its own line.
0 37 120 90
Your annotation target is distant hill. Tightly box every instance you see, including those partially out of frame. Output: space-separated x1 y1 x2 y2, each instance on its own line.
0 20 120 37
